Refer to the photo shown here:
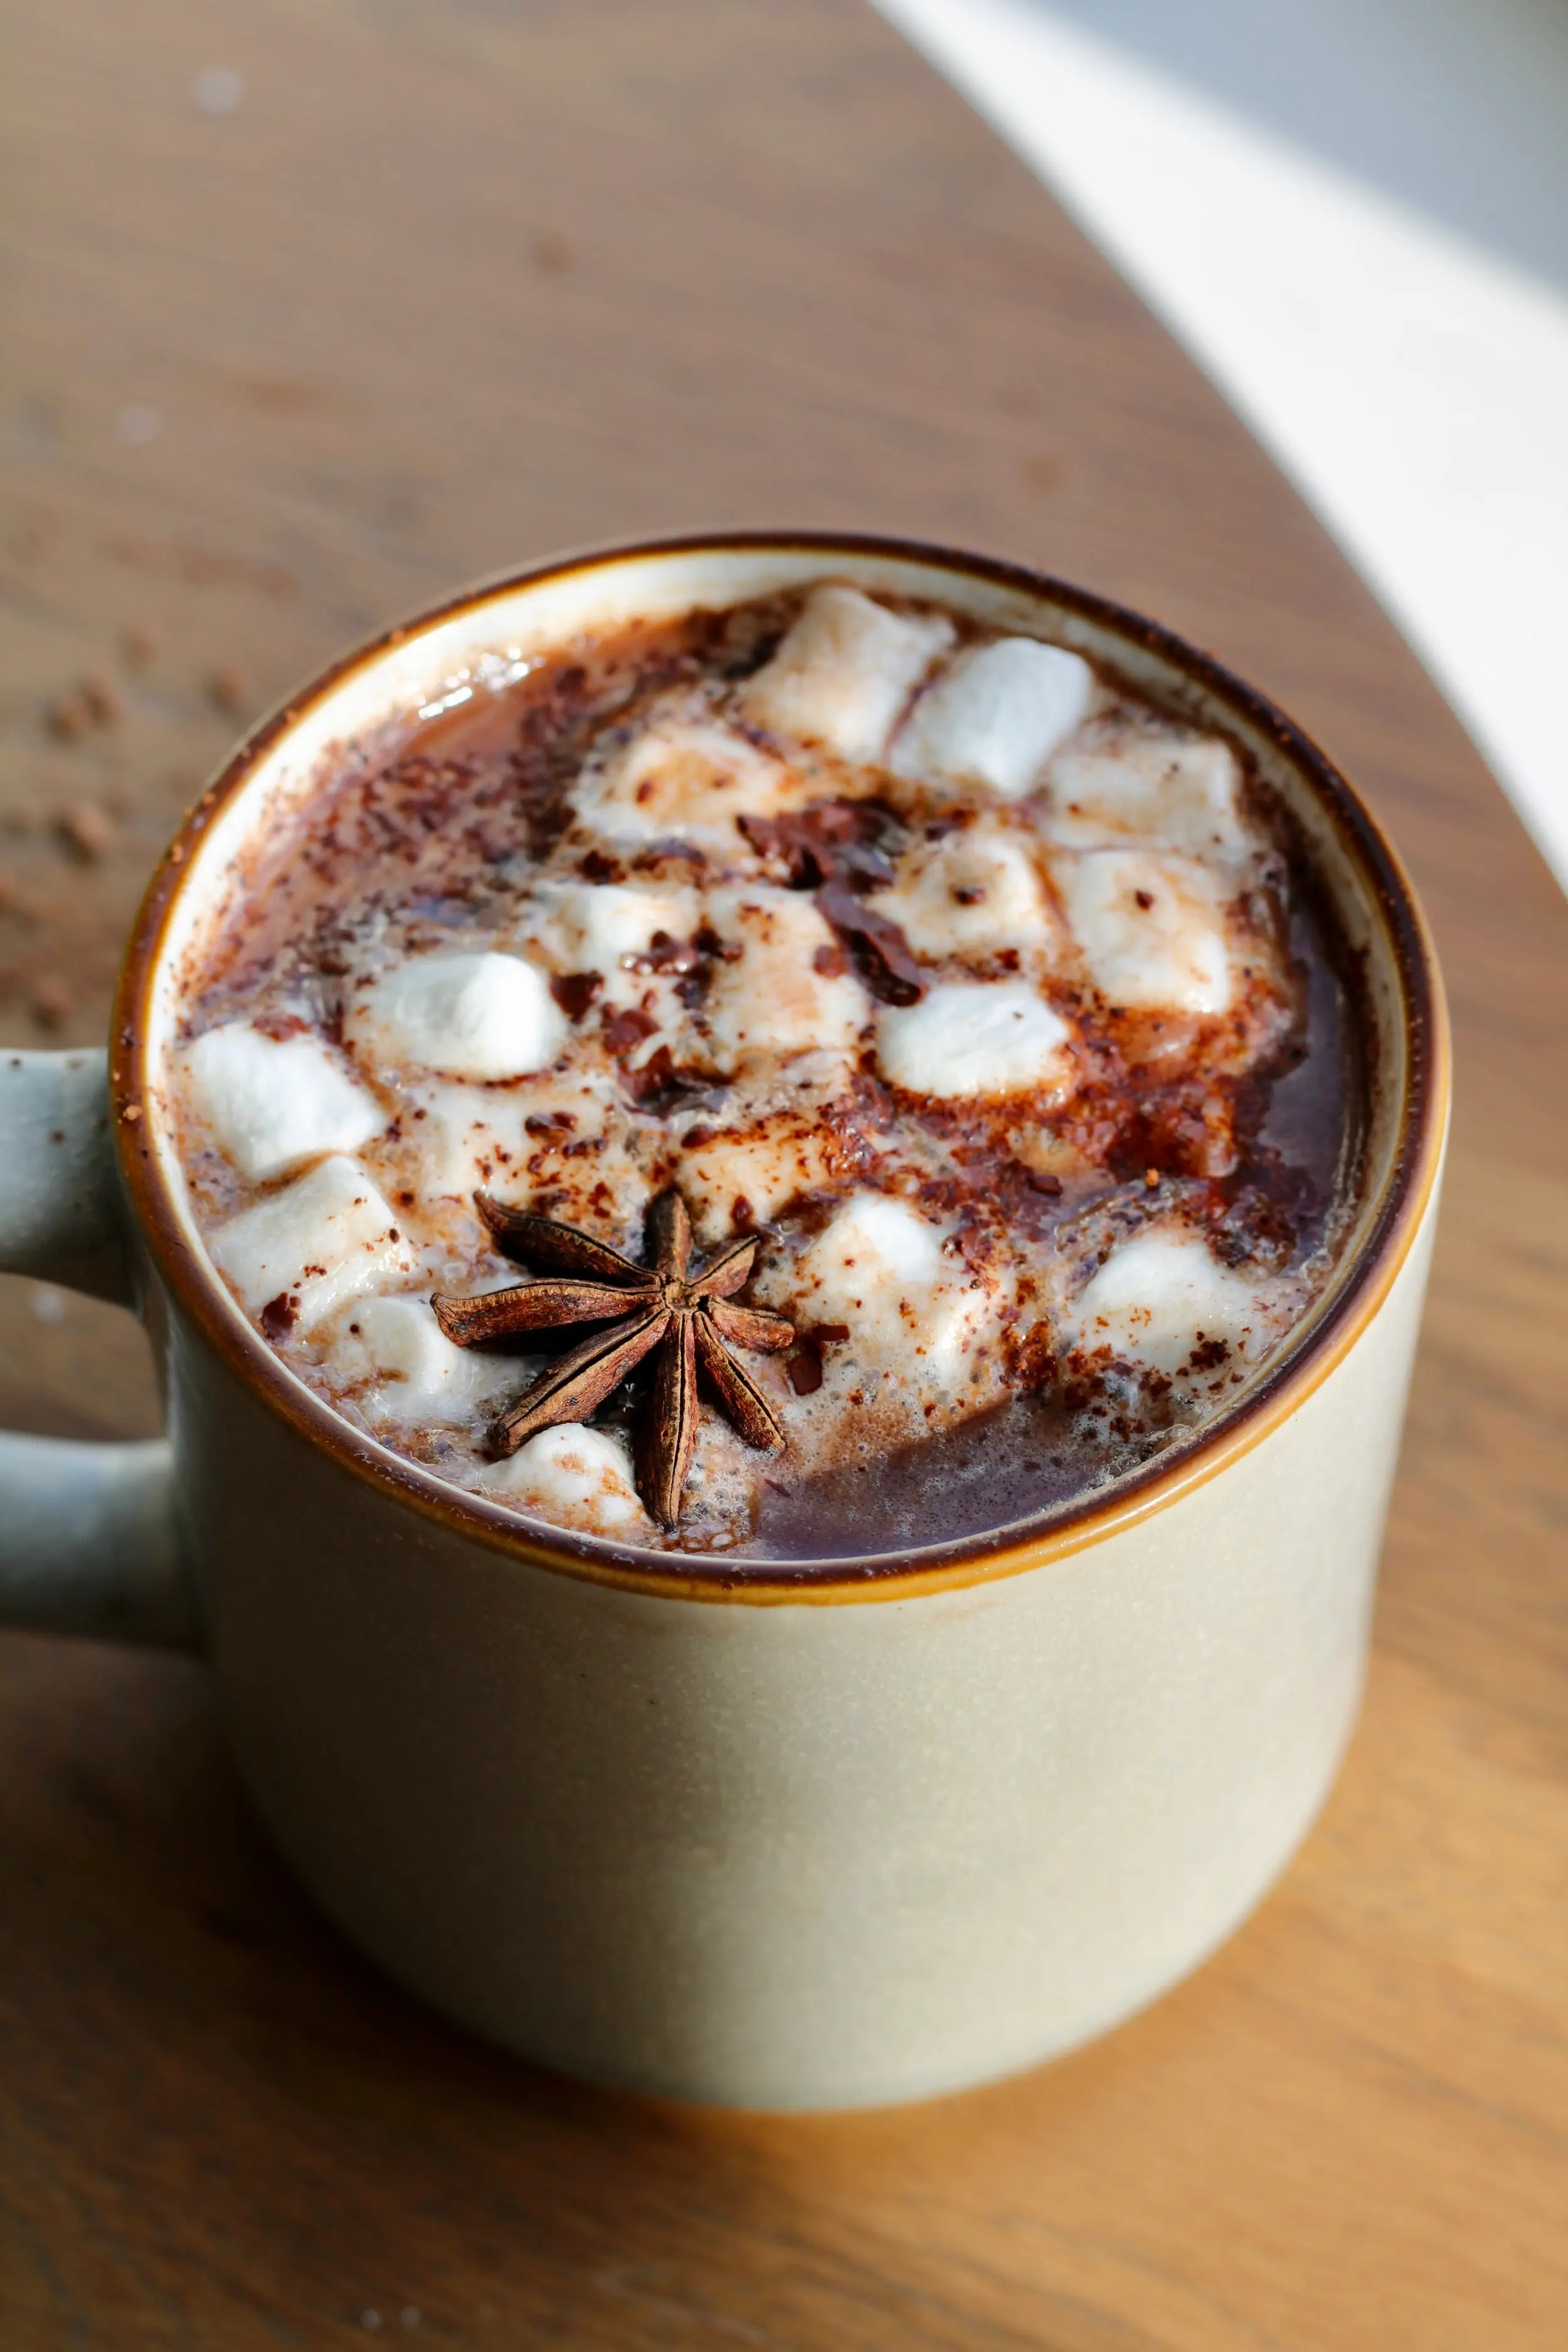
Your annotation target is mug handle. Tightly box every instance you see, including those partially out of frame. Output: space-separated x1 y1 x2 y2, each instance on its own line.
0 1049 194 1650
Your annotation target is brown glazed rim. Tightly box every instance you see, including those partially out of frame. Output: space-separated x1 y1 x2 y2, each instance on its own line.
112 531 1449 1606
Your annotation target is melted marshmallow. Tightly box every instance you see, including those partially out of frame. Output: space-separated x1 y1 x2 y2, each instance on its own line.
677 1111 850 1244
702 887 868 1070
877 982 1076 1100
573 699 790 847
180 1021 383 1182
893 637 1094 798
210 1155 416 1332
388 1073 610 1207
1063 1226 1271 1376
1052 850 1232 1015
1046 728 1255 860
741 584 953 765
345 950 566 1080
331 1292 509 1422
484 1424 647 1532
539 880 700 1010
792 1194 993 1386
869 821 1058 961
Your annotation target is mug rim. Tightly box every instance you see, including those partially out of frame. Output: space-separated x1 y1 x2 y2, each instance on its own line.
112 529 1450 1604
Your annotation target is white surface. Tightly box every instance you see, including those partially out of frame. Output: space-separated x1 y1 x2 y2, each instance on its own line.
994 0 1568 294
878 0 1568 894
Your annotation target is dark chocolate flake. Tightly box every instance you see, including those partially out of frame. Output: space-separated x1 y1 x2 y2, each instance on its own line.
601 1004 659 1056
551 970 602 1019
815 881 926 1009
738 799 905 891
260 1291 300 1341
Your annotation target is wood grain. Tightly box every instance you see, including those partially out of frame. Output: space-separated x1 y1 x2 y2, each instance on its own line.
1 1 1565 2344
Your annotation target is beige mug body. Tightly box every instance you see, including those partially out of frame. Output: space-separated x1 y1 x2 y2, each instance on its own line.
0 536 1448 2109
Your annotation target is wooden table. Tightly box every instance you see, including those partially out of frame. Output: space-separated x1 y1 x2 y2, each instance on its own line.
3 3 1565 2343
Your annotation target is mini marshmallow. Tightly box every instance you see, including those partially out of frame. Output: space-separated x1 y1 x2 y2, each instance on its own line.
573 701 790 847
795 1193 990 1383
545 882 699 1009
1052 849 1232 1015
484 1423 647 1531
877 982 1075 1099
1063 1227 1266 1375
179 1021 384 1183
869 822 1058 961
702 887 867 1069
346 950 566 1080
210 1155 416 1333
386 1077 595 1203
741 585 953 765
1046 729 1254 859
892 637 1094 798
331 1292 504 1421
810 1192 945 1286
678 1115 848 1243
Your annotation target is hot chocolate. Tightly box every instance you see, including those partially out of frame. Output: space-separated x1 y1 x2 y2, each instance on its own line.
162 581 1365 1560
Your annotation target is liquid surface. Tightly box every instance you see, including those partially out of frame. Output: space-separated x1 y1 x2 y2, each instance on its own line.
164 583 1366 1564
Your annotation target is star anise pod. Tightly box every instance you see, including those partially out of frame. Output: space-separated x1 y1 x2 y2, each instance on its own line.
432 1189 795 1528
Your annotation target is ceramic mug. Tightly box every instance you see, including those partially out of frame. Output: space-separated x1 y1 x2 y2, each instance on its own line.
0 535 1448 2110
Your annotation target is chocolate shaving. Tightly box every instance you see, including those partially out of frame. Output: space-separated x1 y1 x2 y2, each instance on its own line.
551 970 602 1019
260 1291 300 1340
694 924 743 962
815 882 926 1008
738 798 904 891
601 1004 659 1056
625 930 703 976
620 1043 714 1116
